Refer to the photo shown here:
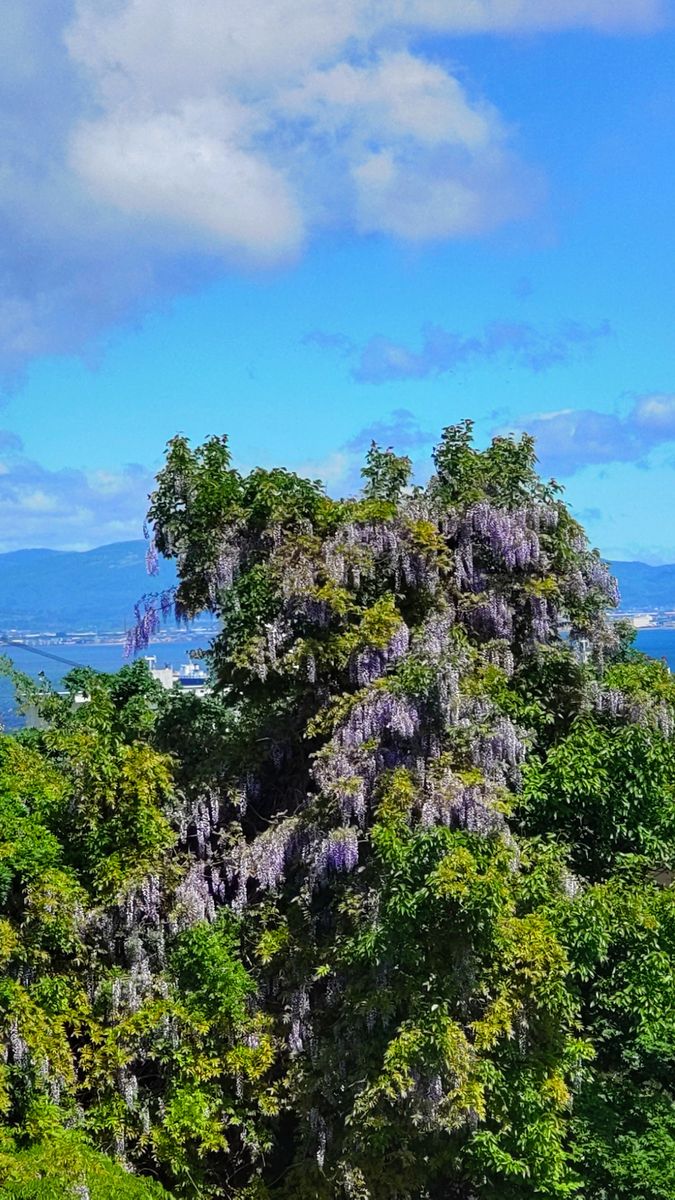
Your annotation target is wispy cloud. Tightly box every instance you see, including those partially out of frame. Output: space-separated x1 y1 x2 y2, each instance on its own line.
0 407 434 548
344 408 435 452
504 394 675 476
291 408 434 495
306 319 611 383
0 0 662 375
0 432 152 550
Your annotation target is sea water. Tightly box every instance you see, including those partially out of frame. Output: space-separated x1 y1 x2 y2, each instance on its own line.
0 637 211 729
634 628 675 668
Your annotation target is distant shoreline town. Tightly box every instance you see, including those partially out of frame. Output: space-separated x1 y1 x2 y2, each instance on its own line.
0 624 216 648
2 613 675 648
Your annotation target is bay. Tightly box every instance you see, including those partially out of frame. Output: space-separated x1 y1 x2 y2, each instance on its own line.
634 627 675 669
0 637 211 729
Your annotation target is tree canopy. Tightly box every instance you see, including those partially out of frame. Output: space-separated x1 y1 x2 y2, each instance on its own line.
1 422 675 1199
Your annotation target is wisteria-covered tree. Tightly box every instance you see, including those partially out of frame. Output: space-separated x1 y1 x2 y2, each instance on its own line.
4 421 675 1199
134 421 624 1195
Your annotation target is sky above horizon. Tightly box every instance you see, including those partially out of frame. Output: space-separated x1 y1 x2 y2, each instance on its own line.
1 1 675 561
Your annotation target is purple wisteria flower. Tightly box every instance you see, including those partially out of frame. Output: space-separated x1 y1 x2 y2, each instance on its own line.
145 538 159 577
471 716 525 779
125 587 180 654
469 502 540 571
584 555 620 606
288 986 311 1055
170 863 216 930
467 594 513 641
350 622 410 687
413 607 457 662
338 690 420 750
312 827 359 884
227 819 303 909
529 594 551 643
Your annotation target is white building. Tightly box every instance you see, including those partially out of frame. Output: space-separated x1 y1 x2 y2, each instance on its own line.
144 655 211 698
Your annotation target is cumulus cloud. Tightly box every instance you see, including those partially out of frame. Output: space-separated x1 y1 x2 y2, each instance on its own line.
0 0 665 374
306 318 611 382
70 102 304 260
0 432 152 550
67 19 532 250
279 50 530 239
504 393 675 476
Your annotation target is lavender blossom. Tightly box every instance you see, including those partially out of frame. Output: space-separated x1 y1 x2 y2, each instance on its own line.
312 827 359 884
467 594 512 641
471 716 525 779
455 538 475 590
413 607 457 662
126 596 161 655
160 590 175 621
145 538 159 576
118 1066 138 1110
419 776 505 835
350 622 409 687
170 863 216 930
8 1022 27 1065
338 690 420 750
529 595 552 643
468 502 540 571
228 819 303 908
289 987 311 1054
583 554 620 606
592 687 626 718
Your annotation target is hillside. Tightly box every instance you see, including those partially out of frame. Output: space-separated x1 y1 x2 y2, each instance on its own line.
0 542 669 633
0 541 177 632
607 560 675 612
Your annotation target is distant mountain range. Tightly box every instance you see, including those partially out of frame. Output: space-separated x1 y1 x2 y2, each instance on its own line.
0 541 178 633
0 542 670 633
607 561 675 613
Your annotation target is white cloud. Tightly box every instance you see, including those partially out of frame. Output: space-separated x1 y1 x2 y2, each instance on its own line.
66 3 533 251
67 1 662 258
0 432 152 550
352 143 528 239
0 0 665 373
66 0 666 101
66 0 366 100
281 52 497 147
294 450 354 488
277 51 527 239
71 101 304 259
633 393 675 433
500 392 675 476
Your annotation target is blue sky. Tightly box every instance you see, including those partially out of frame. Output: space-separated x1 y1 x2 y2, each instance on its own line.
1 1 675 560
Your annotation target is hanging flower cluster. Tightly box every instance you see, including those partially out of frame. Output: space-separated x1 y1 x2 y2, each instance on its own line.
468 501 543 570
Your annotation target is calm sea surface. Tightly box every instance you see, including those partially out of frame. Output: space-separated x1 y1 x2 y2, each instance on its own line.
1 628 674 729
634 628 675 668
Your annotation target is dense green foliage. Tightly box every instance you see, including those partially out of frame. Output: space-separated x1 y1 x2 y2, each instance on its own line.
2 422 675 1198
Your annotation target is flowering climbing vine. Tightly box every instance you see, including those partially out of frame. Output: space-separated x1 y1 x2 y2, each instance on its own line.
2 421 675 1199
